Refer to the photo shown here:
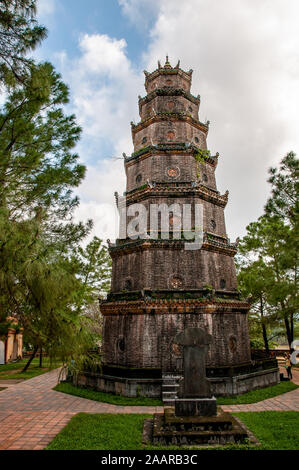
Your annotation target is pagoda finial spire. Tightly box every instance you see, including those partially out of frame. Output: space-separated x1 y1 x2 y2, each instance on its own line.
165 55 171 68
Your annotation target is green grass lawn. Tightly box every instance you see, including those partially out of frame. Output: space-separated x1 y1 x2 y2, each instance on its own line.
54 380 297 407
217 381 298 405
46 411 299 450
0 357 61 380
54 382 163 406
47 414 150 450
234 411 299 450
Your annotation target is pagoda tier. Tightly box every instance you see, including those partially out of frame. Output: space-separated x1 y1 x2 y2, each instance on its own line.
124 143 217 193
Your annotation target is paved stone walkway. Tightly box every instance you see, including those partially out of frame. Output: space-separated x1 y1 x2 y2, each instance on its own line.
0 369 163 450
222 367 299 413
0 367 298 450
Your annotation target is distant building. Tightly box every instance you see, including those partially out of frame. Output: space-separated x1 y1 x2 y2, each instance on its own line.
0 317 23 364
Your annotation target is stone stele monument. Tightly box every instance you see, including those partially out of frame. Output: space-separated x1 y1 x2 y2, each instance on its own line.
144 327 254 447
174 328 217 417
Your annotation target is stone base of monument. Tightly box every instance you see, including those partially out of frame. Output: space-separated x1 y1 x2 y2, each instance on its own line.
143 407 255 447
175 397 217 417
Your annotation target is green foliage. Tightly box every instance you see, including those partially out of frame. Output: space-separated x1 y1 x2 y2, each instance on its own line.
0 5 111 370
73 236 112 306
0 0 47 87
265 151 299 228
237 152 299 348
0 317 20 338
203 283 213 291
193 148 210 178
0 60 97 366
194 148 211 162
0 62 84 220
237 256 277 350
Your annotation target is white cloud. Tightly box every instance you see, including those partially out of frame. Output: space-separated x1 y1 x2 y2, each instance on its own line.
78 34 129 76
63 33 142 147
57 34 142 242
75 200 119 244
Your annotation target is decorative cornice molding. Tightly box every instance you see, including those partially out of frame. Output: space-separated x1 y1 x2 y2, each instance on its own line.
100 297 249 316
131 113 208 134
139 87 200 106
123 181 228 207
125 143 218 167
108 237 237 257
144 65 193 83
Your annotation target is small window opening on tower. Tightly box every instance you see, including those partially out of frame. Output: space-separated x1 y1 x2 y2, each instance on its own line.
117 337 125 353
124 279 132 290
210 219 216 230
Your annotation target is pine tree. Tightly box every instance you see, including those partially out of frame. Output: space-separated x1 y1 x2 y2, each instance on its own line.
238 152 299 349
0 1 110 370
0 0 47 87
237 257 277 352
0 61 98 368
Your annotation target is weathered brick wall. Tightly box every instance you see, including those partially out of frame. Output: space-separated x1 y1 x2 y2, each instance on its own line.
145 73 191 94
133 120 207 151
140 95 199 121
125 154 216 191
111 248 237 292
123 196 227 237
102 311 251 370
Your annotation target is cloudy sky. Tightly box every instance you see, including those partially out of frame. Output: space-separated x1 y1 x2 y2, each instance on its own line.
36 0 299 242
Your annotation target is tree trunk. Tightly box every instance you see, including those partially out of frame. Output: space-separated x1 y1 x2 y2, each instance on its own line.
22 346 38 372
260 295 269 353
39 347 43 368
284 316 293 349
262 322 269 353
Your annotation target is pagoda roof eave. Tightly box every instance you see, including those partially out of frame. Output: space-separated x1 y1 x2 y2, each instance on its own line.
122 183 228 208
131 113 209 135
138 87 200 105
125 143 218 166
144 66 193 83
108 238 238 257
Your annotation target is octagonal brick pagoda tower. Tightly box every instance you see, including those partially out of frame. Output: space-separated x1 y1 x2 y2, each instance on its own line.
98 58 279 398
